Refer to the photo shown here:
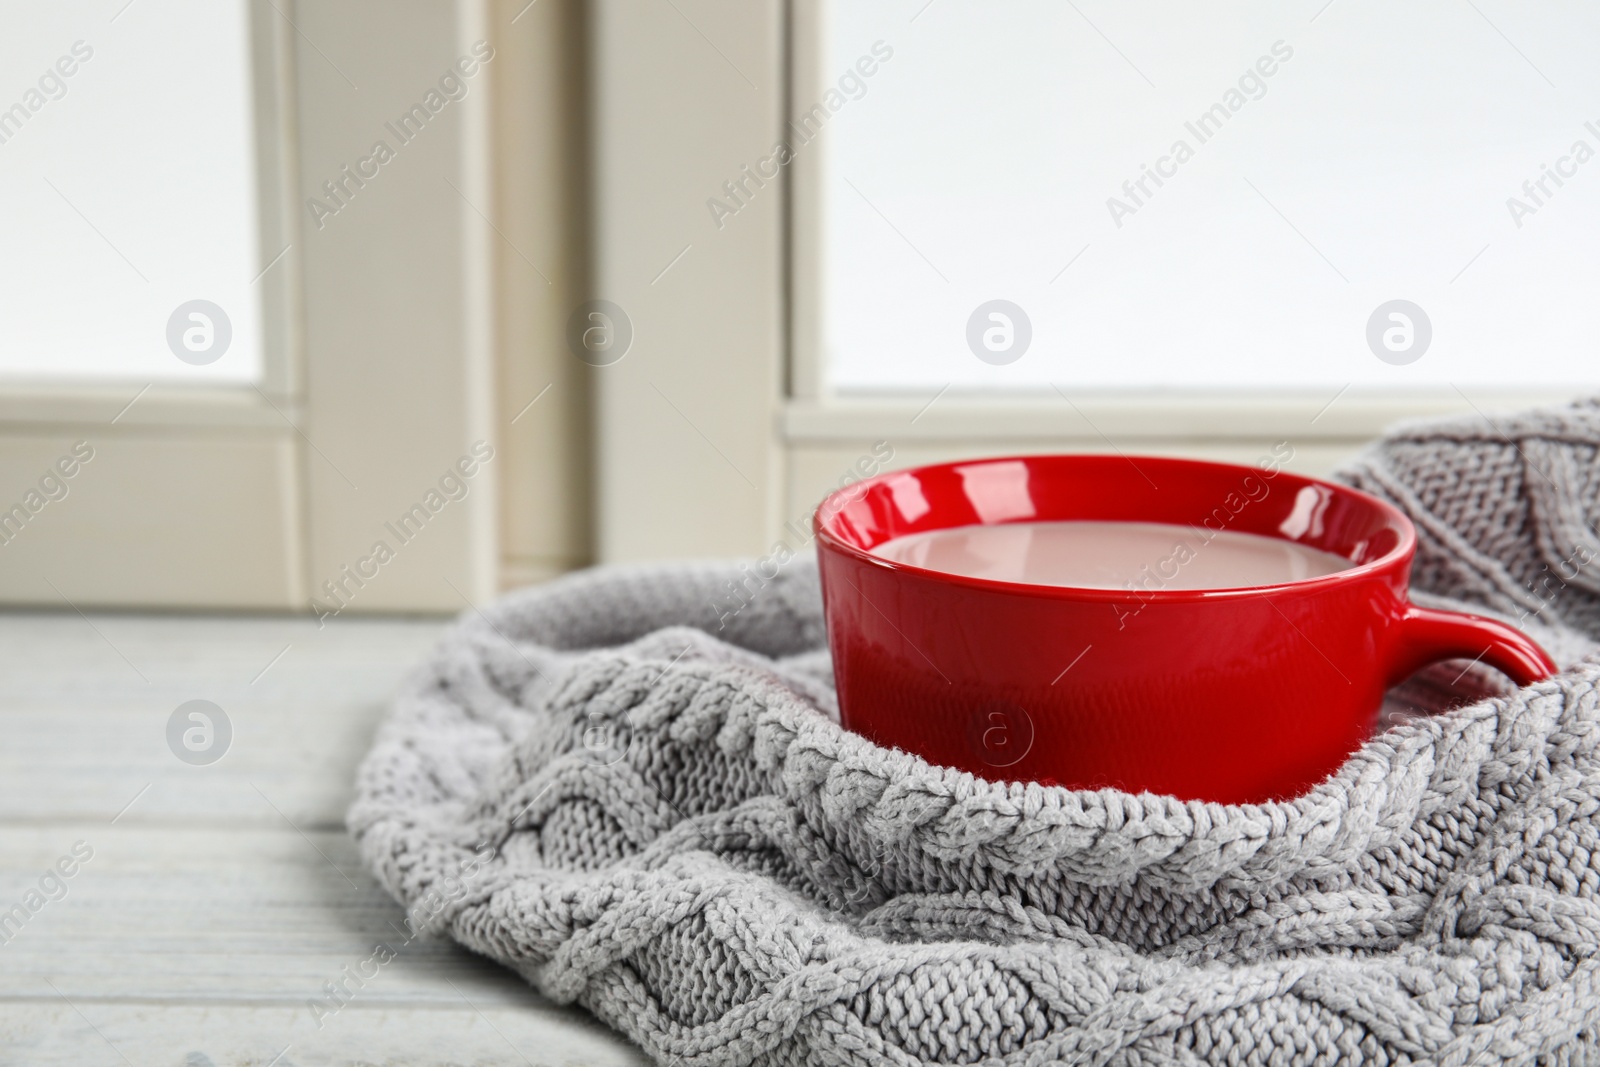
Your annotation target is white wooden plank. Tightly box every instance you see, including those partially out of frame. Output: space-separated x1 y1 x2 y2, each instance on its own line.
0 602 648 1063
0 1002 646 1067
0 821 649 1063
0 826 546 1009
0 613 446 825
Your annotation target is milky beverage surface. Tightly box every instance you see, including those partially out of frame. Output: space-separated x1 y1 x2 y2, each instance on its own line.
870 520 1352 590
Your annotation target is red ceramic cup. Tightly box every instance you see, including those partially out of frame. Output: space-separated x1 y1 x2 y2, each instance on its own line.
813 454 1556 803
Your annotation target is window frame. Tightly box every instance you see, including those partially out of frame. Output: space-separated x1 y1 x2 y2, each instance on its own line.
594 0 1578 564
0 0 300 429
0 0 505 611
785 0 1573 433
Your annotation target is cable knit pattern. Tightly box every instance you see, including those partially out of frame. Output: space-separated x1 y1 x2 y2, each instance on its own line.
351 399 1600 1065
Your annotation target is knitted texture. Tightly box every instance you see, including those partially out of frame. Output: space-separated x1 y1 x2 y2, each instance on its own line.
351 399 1600 1066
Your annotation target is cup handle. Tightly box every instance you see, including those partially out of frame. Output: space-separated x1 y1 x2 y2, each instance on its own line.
1386 603 1557 690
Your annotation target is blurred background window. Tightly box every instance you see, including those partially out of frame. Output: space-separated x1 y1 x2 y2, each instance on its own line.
0 2 262 383
822 0 1600 394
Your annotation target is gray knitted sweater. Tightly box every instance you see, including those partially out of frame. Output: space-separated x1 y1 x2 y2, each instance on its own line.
351 399 1600 1065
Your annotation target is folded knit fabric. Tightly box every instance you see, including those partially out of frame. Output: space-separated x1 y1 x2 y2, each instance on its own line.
350 398 1600 1066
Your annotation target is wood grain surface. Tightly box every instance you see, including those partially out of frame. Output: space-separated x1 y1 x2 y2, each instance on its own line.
0 611 647 1067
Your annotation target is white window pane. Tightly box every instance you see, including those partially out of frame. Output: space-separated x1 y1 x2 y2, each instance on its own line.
825 0 1600 393
0 1 262 383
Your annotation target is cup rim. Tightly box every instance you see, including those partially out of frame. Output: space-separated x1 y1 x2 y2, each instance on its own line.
812 453 1418 603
